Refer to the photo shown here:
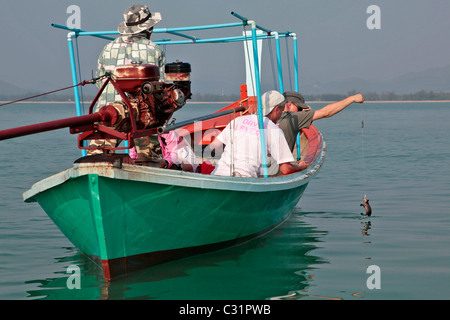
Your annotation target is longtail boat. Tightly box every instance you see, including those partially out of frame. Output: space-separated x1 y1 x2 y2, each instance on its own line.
0 12 326 280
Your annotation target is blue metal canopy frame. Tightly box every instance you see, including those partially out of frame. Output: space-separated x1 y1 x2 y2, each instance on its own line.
52 12 300 176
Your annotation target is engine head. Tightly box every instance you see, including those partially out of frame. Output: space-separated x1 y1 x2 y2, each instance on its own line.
113 64 160 93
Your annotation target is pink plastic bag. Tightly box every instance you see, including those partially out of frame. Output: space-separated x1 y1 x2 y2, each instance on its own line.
129 146 138 159
158 131 195 168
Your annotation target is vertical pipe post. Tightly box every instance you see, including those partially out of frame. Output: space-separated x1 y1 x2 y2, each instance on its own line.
292 33 299 92
250 21 268 177
67 32 86 156
292 33 301 160
296 133 301 161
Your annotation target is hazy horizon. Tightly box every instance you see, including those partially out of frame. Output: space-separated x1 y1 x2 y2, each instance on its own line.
1 1 450 96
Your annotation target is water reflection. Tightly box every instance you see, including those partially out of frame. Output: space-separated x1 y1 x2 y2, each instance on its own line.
362 221 372 237
25 210 329 300
271 212 377 300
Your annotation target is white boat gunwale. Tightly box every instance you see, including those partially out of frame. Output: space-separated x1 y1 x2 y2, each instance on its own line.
23 138 326 202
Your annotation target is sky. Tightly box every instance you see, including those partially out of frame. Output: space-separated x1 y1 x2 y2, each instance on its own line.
1 0 450 95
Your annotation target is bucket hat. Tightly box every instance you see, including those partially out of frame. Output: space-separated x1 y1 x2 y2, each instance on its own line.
118 4 162 35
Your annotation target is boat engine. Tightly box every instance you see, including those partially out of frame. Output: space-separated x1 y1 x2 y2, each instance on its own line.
0 62 194 153
105 62 191 130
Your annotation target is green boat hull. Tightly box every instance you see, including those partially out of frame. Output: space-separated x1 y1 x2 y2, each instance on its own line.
24 127 325 280
25 164 309 279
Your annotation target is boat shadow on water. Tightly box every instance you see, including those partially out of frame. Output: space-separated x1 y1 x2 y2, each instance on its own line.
24 210 329 300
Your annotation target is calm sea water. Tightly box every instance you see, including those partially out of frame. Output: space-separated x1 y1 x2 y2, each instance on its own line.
0 101 449 300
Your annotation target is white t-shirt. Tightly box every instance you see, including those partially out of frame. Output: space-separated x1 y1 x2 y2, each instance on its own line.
212 115 294 178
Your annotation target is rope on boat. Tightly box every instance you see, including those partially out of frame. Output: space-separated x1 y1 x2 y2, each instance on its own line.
0 75 105 108
0 80 95 107
229 108 237 176
285 37 293 91
267 39 278 90
232 23 258 177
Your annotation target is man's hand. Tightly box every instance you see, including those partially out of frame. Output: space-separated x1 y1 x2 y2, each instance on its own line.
353 93 365 103
279 159 309 175
297 159 309 171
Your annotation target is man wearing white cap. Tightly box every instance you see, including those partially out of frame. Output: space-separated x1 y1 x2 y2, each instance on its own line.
210 90 308 178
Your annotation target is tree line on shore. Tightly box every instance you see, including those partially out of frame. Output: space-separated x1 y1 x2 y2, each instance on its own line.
190 90 450 102
305 90 450 102
2 89 450 103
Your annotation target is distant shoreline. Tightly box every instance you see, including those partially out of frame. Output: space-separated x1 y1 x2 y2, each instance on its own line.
313 100 450 103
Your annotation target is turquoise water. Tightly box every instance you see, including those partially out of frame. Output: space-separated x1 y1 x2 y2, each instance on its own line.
0 101 449 300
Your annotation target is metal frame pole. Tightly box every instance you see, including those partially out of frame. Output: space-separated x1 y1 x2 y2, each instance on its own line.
67 32 87 156
54 13 296 167
249 20 268 177
292 33 299 92
292 33 301 160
